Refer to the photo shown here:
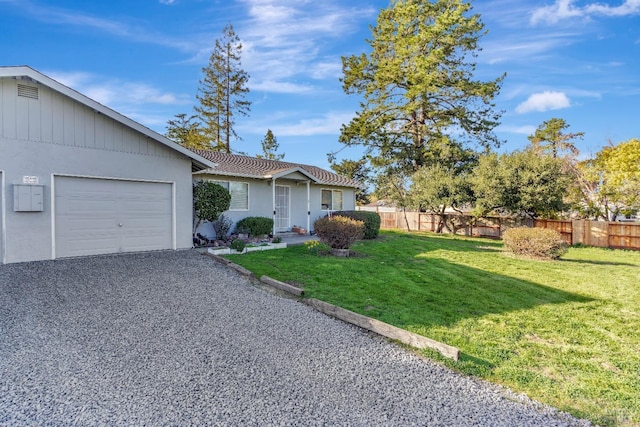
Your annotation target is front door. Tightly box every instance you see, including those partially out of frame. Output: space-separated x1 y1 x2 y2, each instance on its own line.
275 185 290 231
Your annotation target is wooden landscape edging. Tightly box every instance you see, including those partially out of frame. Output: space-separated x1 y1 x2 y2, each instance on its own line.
260 275 304 296
305 298 460 361
204 252 459 361
205 252 255 277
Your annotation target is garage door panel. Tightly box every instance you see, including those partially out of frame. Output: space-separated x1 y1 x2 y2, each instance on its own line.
55 177 173 258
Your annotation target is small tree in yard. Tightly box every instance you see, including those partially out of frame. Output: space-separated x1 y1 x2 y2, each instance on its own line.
193 181 231 238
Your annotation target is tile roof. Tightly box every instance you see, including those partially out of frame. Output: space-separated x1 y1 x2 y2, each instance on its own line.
191 150 362 188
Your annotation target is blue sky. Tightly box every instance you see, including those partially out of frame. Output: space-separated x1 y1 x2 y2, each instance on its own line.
1 0 639 170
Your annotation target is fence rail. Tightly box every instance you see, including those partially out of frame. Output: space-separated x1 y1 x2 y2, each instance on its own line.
358 207 640 251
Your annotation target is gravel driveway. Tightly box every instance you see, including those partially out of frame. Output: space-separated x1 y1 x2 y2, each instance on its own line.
0 250 589 426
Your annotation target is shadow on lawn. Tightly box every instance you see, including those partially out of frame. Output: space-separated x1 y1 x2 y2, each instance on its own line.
560 258 639 267
378 256 594 330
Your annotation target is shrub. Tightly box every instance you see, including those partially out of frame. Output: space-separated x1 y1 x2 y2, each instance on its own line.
229 238 246 252
503 227 568 260
193 181 231 223
211 214 233 239
235 217 274 237
313 215 364 250
332 211 381 239
193 181 231 237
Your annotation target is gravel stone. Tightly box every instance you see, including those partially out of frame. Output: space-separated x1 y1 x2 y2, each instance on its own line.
0 250 591 426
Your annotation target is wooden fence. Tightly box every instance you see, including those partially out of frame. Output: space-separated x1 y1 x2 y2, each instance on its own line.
535 219 640 250
358 207 640 250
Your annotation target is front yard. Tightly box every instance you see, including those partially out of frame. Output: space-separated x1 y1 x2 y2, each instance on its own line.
227 230 640 426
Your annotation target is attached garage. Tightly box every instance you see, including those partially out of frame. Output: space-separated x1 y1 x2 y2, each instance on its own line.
0 66 214 264
54 177 174 258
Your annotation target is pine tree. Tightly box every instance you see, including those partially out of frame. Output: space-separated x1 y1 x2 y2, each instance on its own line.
336 0 504 175
195 23 251 153
528 118 584 159
256 129 284 160
165 113 208 149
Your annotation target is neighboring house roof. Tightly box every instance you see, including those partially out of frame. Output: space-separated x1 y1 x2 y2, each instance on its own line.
0 65 216 171
191 150 362 189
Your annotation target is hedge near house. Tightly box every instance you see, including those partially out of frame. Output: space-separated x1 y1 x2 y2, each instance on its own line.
235 216 274 237
332 211 381 239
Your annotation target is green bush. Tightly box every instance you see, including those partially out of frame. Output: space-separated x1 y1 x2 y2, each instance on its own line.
332 210 381 239
502 227 568 260
193 181 231 223
313 215 364 250
229 238 246 252
193 181 231 237
235 217 274 237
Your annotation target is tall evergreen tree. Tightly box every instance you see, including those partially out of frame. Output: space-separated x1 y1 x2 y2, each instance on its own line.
195 23 251 153
256 129 284 160
330 158 371 204
528 118 584 159
165 113 208 149
335 0 504 176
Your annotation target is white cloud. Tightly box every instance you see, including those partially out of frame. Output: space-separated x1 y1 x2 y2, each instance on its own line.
482 32 577 64
236 0 375 94
250 79 315 94
245 111 354 137
498 124 537 135
515 91 571 113
585 0 640 16
13 0 196 51
159 0 176 4
47 70 190 108
531 0 640 25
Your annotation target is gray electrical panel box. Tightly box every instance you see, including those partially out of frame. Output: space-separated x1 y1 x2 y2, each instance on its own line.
13 184 44 212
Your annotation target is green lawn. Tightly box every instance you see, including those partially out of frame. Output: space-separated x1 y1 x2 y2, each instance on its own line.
227 231 640 426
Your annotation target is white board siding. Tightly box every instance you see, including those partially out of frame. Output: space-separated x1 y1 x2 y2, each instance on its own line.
54 176 173 258
0 79 179 160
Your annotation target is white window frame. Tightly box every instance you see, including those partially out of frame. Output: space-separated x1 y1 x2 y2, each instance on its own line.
321 188 343 211
210 180 250 211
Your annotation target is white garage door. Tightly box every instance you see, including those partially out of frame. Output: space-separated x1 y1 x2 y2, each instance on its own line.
55 176 173 258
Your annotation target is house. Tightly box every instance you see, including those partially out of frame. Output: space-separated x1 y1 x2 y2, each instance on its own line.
0 66 215 264
191 150 361 237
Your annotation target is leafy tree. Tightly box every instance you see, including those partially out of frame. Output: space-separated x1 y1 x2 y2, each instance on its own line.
410 163 474 233
335 0 504 176
330 158 371 204
565 159 607 220
256 129 284 160
471 150 571 219
165 113 208 149
195 23 250 153
527 118 584 159
583 138 640 220
193 181 231 236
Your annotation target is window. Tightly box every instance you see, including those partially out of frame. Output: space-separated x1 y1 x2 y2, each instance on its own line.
321 189 343 211
212 180 249 211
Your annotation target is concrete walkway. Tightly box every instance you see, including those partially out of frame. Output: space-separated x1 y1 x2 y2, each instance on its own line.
277 231 318 246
